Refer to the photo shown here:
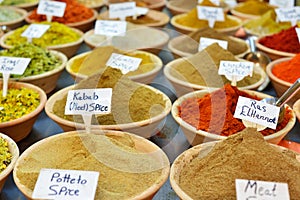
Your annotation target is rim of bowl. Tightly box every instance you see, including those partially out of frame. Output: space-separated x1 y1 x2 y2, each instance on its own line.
2 50 67 82
13 130 170 198
171 88 296 141
0 81 47 128
166 1 194 14
230 8 261 20
0 132 19 180
108 0 166 10
66 50 163 82
168 34 250 58
0 27 84 50
6 1 39 9
293 99 300 121
0 6 27 26
266 57 293 87
163 56 266 91
45 84 172 131
256 38 296 58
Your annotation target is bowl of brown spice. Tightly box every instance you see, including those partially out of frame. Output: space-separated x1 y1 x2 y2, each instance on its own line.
170 128 300 199
13 130 170 199
108 0 166 11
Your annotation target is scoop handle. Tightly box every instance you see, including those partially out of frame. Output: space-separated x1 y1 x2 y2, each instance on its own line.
248 36 258 52
276 78 300 107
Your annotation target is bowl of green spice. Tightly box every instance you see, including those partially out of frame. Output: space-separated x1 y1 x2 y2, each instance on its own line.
0 0 39 11
0 132 19 192
0 81 47 142
0 6 27 30
0 43 68 94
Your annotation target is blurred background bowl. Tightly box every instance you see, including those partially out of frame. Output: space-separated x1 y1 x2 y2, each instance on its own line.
0 6 27 30
108 0 166 11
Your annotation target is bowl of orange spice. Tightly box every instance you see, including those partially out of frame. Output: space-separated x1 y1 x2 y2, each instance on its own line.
266 55 300 106
25 0 98 32
171 84 296 146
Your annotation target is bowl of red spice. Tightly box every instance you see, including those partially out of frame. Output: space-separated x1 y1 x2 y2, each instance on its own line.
266 56 300 106
256 26 299 60
293 99 300 122
171 84 296 146
0 81 47 142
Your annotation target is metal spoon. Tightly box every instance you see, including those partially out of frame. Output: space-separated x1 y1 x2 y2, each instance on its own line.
243 36 271 91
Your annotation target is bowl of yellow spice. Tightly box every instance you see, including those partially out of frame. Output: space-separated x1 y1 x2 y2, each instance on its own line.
0 81 47 142
66 46 163 84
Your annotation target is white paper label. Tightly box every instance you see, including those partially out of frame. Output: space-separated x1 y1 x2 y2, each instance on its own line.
198 0 220 6
197 6 224 28
21 24 50 39
37 0 66 17
135 6 149 16
32 169 99 200
269 0 294 8
65 88 112 115
218 61 253 81
236 179 290 200
0 56 31 75
199 37 228 51
109 2 136 19
106 53 142 74
94 20 127 36
234 96 280 130
275 7 300 26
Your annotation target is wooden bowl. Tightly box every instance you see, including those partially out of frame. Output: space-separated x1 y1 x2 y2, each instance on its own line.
266 57 300 106
25 9 98 32
171 89 296 146
108 0 166 11
10 1 39 12
0 82 47 142
13 130 170 199
0 6 27 30
230 8 261 21
170 14 242 35
78 0 105 11
97 9 170 28
0 27 84 58
293 99 300 123
166 0 196 16
163 57 267 97
66 50 163 84
0 132 19 192
0 50 68 94
83 25 170 55
45 84 172 138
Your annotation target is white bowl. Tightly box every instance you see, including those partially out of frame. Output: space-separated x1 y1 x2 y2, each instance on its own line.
66 50 163 84
13 130 170 199
0 6 27 30
171 88 296 146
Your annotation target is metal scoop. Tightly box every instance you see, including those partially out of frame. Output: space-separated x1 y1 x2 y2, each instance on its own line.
243 36 271 91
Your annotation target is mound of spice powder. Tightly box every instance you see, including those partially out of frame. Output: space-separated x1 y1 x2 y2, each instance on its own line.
0 136 12 173
178 84 293 136
178 128 300 199
258 26 300 54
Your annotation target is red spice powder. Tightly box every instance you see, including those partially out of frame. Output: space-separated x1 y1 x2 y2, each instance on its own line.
178 84 292 136
28 0 94 24
258 26 300 54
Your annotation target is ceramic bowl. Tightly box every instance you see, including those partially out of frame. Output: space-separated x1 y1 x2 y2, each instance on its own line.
169 140 300 199
170 14 242 35
45 84 172 138
256 37 296 60
0 82 47 142
0 27 84 58
171 89 296 146
97 9 170 28
11 1 39 11
108 0 166 11
168 34 250 59
66 50 163 84
83 24 170 55
25 9 98 32
293 99 300 122
266 57 300 106
0 50 67 94
0 6 27 30
13 130 170 199
164 57 267 97
0 132 19 192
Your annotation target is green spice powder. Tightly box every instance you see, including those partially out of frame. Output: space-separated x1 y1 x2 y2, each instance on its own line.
0 8 22 22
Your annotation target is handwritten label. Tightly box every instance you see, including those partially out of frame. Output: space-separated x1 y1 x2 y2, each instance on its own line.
95 20 127 36
199 37 228 51
197 6 224 28
109 2 136 19
0 56 31 75
32 169 99 200
234 96 280 129
236 179 290 200
218 61 253 82
275 7 300 26
37 0 66 17
198 0 220 6
21 24 50 39
269 0 294 8
106 53 142 74
65 88 112 115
